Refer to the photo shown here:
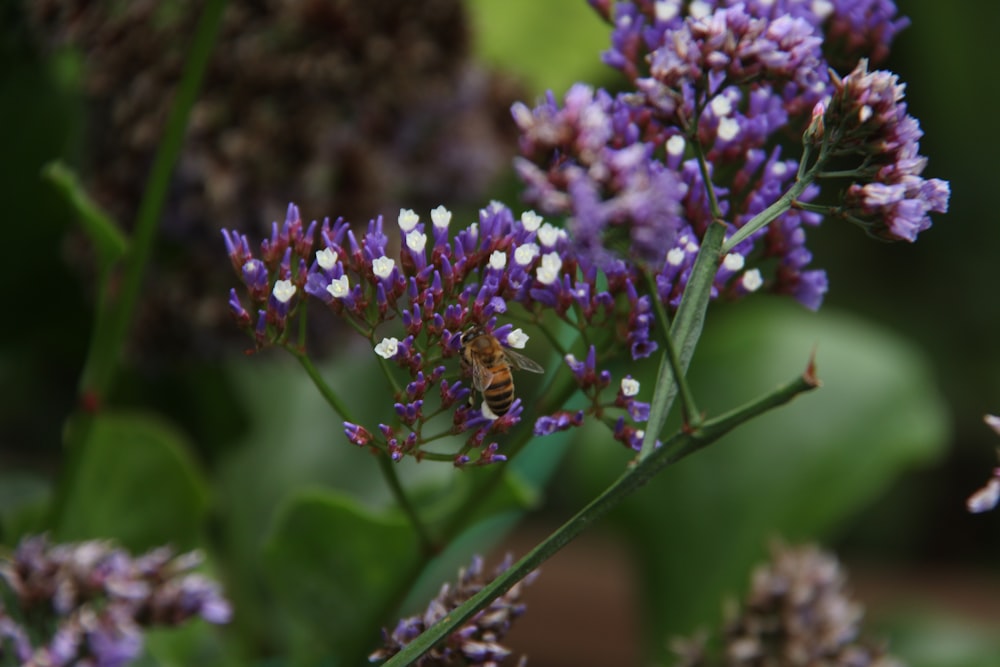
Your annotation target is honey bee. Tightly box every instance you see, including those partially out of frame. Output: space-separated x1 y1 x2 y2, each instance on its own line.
460 326 544 417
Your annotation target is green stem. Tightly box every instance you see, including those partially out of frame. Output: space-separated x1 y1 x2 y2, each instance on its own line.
289 347 436 549
77 0 227 401
381 365 819 666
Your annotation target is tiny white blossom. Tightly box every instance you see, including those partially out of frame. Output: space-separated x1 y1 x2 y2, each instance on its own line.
717 117 740 141
506 328 529 349
536 252 563 285
398 208 420 232
405 230 427 253
635 429 645 440
489 250 507 270
710 95 732 117
468 222 479 240
689 0 711 19
666 134 686 157
538 223 562 247
859 105 873 123
316 247 338 270
327 275 350 299
374 337 400 360
521 211 543 232
667 247 687 266
723 253 745 271
621 376 640 397
431 205 452 229
811 0 834 19
272 280 296 303
685 239 699 253
654 0 680 22
771 161 788 177
372 256 395 279
514 243 540 266
985 414 1000 436
742 269 764 292
564 353 578 365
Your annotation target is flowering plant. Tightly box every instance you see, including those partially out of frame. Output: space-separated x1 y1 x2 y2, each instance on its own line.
9 0 958 665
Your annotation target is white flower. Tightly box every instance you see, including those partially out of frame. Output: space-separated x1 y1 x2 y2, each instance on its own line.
431 205 452 230
521 210 543 232
374 337 400 360
514 243 540 266
710 95 732 117
967 478 1000 514
620 376 640 397
666 247 687 266
689 0 711 19
717 117 740 141
489 250 507 270
859 105 873 123
742 269 764 292
723 253 745 271
327 275 350 299
654 0 680 22
398 208 420 232
536 252 563 285
405 230 427 253
272 280 296 303
538 223 563 247
666 134 686 157
506 328 529 349
372 256 395 279
316 247 338 270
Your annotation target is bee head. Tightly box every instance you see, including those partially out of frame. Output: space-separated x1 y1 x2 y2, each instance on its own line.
461 325 487 344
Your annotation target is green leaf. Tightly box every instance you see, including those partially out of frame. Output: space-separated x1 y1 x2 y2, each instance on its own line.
568 299 949 661
262 489 419 665
55 411 210 551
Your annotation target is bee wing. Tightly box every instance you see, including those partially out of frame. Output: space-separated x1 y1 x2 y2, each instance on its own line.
504 348 544 374
471 360 495 392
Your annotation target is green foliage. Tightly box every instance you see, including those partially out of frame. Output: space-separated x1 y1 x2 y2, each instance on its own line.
54 411 211 552
568 299 949 661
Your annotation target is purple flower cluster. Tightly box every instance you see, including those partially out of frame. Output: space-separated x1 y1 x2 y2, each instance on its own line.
821 59 950 242
369 554 536 666
515 0 945 314
224 202 656 464
0 535 230 666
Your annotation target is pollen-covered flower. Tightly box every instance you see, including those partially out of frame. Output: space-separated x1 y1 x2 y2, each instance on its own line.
0 535 230 667
369 555 536 666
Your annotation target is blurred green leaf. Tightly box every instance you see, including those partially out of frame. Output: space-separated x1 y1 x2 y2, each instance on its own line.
262 489 419 665
886 610 1000 667
141 621 241 667
469 0 612 95
568 299 949 661
0 473 51 542
55 411 210 551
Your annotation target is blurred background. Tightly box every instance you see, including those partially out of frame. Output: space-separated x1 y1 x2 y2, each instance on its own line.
2 0 998 665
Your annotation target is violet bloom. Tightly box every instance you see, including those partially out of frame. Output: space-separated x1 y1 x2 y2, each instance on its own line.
823 59 950 242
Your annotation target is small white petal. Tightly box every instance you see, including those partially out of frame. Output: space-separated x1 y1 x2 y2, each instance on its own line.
430 205 452 229
985 414 1000 436
514 243 540 266
723 253 745 271
506 328 529 349
967 478 1000 514
811 0 835 19
538 223 561 247
372 256 395 279
667 247 687 266
666 134 686 157
771 161 788 177
489 250 507 270
316 247 338 270
272 280 296 303
521 211 543 232
327 275 350 298
621 377 640 397
710 95 732 117
689 0 711 19
654 0 679 22
859 105 873 123
374 337 400 360
398 208 420 232
742 269 764 292
717 117 740 141
405 230 427 253
536 252 563 285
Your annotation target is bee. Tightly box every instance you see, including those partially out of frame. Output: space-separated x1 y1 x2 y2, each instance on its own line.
460 326 544 417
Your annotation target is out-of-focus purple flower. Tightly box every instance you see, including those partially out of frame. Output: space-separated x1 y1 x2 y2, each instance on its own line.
369 554 536 666
966 415 1000 514
0 535 230 667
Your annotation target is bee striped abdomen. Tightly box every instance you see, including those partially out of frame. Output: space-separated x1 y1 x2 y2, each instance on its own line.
484 373 515 415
